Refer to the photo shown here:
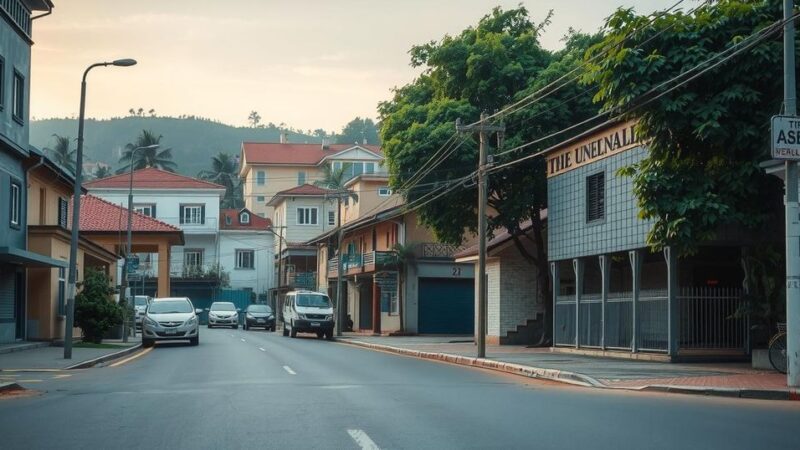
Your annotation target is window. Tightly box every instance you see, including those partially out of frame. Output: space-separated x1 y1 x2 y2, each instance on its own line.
236 249 255 269
184 249 204 268
297 171 306 185
12 70 23 123
331 161 376 180
133 203 156 218
389 291 399 315
256 195 265 202
586 172 605 222
57 267 66 316
57 197 68 228
328 210 336 226
225 215 232 225
296 207 318 225
180 204 204 225
378 187 392 197
256 170 266 186
240 212 250 224
9 181 20 227
365 162 375 174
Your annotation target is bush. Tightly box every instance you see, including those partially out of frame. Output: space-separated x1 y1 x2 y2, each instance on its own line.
75 269 123 344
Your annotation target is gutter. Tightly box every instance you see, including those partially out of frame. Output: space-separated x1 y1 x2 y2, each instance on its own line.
31 2 53 21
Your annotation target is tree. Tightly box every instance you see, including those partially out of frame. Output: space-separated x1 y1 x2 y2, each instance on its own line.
137 107 144 117
148 108 156 117
379 6 601 341
74 268 123 344
93 165 112 179
336 117 379 145
583 1 786 256
44 134 76 174
116 130 177 174
248 110 262 128
197 153 243 208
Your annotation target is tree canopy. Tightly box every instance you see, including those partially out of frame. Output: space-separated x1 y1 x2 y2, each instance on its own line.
117 129 177 174
336 117 380 145
45 134 76 175
198 153 243 208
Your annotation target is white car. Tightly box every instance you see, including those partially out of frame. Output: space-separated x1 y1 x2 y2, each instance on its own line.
282 290 334 340
133 295 153 329
207 302 240 329
141 297 201 347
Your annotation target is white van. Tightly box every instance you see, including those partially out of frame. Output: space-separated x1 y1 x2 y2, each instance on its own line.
282 290 335 340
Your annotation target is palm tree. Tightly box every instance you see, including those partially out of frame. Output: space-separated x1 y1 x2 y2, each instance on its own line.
44 134 77 174
94 165 112 179
116 130 177 174
392 242 417 333
198 153 242 208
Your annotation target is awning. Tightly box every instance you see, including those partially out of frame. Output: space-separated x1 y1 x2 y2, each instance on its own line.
0 247 68 268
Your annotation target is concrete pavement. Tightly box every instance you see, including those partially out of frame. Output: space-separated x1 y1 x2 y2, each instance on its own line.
0 328 798 449
0 338 141 371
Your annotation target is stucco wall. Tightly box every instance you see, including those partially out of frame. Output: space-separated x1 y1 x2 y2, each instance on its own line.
244 165 324 218
219 230 274 294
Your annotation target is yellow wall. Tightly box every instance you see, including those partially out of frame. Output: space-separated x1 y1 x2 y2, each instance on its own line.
27 168 72 227
243 164 325 218
341 177 401 225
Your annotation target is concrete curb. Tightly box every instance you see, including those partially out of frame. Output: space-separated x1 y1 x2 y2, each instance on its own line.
65 343 143 370
340 339 799 401
0 342 50 355
0 382 25 392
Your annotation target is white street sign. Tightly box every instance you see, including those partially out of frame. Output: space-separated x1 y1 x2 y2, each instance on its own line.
771 115 800 159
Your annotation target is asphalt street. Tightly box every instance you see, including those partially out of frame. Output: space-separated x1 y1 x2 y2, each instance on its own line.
1 327 798 450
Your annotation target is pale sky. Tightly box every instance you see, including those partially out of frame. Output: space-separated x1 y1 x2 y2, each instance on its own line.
31 0 673 133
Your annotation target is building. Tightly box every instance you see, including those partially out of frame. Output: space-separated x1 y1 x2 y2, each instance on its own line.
84 168 227 286
239 140 384 219
455 219 547 345
25 149 118 342
0 0 55 343
545 121 750 359
218 207 275 296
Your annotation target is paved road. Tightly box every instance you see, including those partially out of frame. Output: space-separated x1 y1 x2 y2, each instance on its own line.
1 328 798 450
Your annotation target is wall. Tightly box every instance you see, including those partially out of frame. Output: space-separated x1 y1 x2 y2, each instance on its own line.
218 230 274 294
0 13 31 154
547 146 653 261
27 168 71 227
341 177 400 224
244 165 325 218
278 196 338 246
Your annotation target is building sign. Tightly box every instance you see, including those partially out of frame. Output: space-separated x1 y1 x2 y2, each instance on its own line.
546 121 640 177
770 115 800 159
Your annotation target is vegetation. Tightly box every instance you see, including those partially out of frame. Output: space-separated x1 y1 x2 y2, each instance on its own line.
197 153 243 208
44 134 76 174
93 165 112 179
248 111 262 128
74 269 123 344
336 117 380 145
117 130 177 174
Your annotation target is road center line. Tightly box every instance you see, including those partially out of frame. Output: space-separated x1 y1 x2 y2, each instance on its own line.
110 347 153 368
240 338 246 342
259 347 266 352
282 365 296 375
347 429 380 450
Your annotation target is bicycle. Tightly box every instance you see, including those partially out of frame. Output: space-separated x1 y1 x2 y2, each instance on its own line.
768 322 787 374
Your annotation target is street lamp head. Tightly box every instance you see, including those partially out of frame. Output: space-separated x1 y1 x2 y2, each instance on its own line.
112 58 137 67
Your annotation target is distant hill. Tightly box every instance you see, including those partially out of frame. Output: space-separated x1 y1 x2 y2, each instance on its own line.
30 117 320 177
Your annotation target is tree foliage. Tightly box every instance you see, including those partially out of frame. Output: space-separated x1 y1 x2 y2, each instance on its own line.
116 129 177 174
198 153 243 208
583 0 788 256
45 134 76 175
75 269 122 344
336 117 380 145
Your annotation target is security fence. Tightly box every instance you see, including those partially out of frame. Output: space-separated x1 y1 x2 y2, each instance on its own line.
679 287 748 352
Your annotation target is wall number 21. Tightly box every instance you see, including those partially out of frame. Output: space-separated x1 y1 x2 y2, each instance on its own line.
452 267 462 277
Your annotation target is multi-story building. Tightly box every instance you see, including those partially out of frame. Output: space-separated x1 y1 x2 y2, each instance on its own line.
0 0 55 343
218 207 275 296
239 139 384 219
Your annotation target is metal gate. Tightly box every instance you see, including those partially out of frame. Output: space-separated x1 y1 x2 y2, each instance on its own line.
418 278 474 334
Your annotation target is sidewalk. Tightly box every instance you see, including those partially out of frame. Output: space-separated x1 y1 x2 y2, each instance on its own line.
0 337 142 371
338 334 796 401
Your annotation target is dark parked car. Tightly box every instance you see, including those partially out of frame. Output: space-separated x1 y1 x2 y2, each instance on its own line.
243 304 276 331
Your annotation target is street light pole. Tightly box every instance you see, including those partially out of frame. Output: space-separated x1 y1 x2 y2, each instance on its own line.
120 144 159 343
64 59 137 359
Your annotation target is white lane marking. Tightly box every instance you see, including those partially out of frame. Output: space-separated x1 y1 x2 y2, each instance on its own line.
259 347 266 352
52 374 72 379
347 429 380 450
240 338 246 342
282 365 296 375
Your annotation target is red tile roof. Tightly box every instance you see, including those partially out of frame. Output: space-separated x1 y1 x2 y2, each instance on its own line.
84 167 226 190
72 195 183 233
219 208 272 230
241 142 382 166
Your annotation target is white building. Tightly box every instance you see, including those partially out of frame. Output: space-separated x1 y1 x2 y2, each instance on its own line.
219 208 275 295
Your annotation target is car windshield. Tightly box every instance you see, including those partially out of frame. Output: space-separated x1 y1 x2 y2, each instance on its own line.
134 297 149 306
248 305 271 313
296 294 331 308
148 300 192 314
211 303 235 311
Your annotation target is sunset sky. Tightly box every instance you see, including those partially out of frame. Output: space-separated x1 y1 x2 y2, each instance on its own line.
30 0 671 133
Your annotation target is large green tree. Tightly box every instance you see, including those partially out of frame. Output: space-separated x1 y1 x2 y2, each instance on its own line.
583 0 789 257
336 117 380 145
379 6 601 333
116 130 177 174
45 134 76 174
198 153 243 208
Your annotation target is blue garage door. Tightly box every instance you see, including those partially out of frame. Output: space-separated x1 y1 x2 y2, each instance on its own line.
418 278 474 334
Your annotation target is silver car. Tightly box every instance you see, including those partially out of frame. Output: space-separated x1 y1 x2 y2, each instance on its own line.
142 297 201 347
133 295 152 329
207 302 240 329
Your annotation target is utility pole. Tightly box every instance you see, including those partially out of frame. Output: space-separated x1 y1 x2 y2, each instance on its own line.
457 112 504 358
335 195 344 337
784 0 799 388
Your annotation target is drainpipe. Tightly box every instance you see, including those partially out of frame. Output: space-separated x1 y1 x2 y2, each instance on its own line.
31 3 53 21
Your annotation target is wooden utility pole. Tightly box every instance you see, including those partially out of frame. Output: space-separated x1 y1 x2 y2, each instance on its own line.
457 112 504 358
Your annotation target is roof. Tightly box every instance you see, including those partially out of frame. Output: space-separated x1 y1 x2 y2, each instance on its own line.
344 173 390 188
266 184 336 206
84 167 226 191
453 211 547 259
219 208 272 230
26 146 86 194
306 203 406 245
72 195 184 239
241 142 382 166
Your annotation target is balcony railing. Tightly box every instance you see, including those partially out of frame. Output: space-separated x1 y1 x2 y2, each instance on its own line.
415 242 462 259
169 264 223 281
328 251 396 277
286 271 316 290
1 0 33 38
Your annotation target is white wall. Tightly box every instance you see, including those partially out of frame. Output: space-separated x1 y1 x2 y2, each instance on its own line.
219 230 275 294
273 196 338 253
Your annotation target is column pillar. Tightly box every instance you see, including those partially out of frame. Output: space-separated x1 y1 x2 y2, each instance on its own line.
573 258 584 348
599 255 609 350
372 274 381 335
158 244 170 297
664 246 679 357
629 250 641 353
550 262 559 346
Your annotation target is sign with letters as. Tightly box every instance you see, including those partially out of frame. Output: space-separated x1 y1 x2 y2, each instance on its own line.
771 115 800 159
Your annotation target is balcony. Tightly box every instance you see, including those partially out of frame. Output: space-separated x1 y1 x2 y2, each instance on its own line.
414 242 463 259
328 251 396 278
286 271 316 290
169 263 225 282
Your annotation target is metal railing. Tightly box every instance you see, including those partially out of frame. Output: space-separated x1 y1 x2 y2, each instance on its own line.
288 271 316 290
416 242 463 259
679 287 747 352
639 290 668 352
1 0 32 38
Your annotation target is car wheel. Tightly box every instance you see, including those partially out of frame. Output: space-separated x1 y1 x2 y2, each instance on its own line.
290 322 297 338
232 324 238 329
316 331 324 339
207 324 212 329
282 322 289 336
243 322 248 331
325 331 334 341
142 338 154 348
190 336 199 346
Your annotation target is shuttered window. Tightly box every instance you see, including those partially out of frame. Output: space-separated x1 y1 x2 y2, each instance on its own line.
586 172 605 222
57 197 68 228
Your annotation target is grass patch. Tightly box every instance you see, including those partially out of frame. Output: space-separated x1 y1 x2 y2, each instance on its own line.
74 342 129 349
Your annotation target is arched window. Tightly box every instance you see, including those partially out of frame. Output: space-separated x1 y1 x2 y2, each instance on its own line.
240 212 250 224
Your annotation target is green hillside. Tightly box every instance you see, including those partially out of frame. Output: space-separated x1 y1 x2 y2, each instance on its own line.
30 117 319 177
